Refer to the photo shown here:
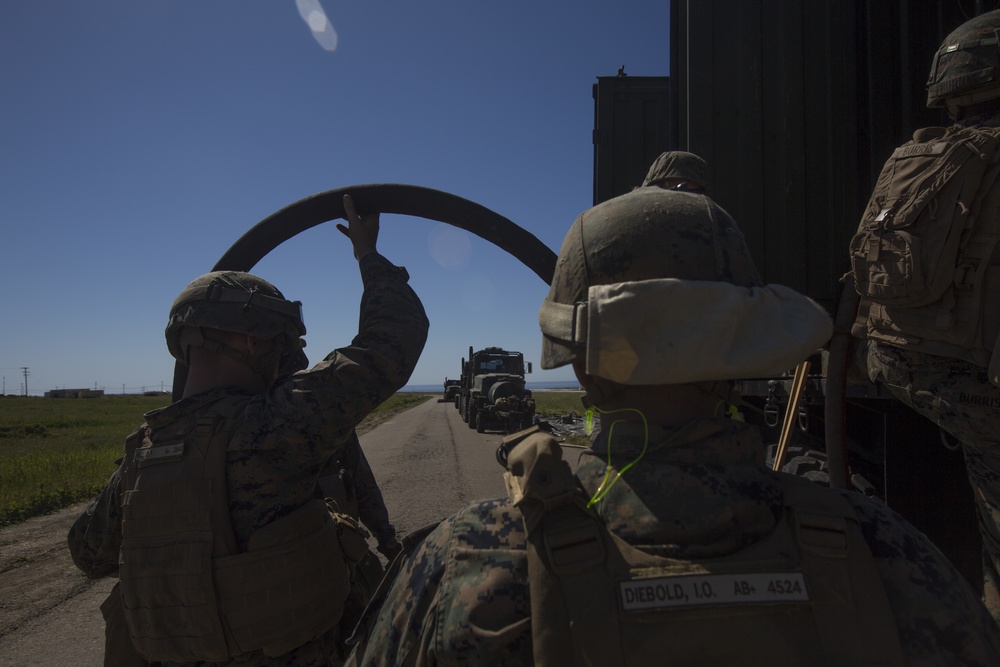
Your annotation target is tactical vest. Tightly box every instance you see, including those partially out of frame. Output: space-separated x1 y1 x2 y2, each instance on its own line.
118 395 351 663
849 125 1000 383
504 428 905 667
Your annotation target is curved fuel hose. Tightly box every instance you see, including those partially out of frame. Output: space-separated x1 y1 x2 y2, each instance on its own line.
172 183 558 399
824 278 861 489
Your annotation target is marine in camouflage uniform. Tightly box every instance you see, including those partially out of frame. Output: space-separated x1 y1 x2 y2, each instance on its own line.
856 10 1000 622
319 431 401 561
68 195 428 666
349 170 1000 665
318 430 402 646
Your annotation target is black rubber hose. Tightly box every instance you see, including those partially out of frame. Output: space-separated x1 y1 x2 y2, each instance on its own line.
172 183 557 399
824 278 860 489
212 184 556 281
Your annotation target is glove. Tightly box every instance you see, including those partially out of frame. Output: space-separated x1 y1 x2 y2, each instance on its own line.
377 537 402 562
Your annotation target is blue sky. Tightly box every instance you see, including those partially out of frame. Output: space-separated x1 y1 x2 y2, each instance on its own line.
0 1 670 396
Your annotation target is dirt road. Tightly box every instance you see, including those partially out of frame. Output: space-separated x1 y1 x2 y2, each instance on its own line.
0 396 572 666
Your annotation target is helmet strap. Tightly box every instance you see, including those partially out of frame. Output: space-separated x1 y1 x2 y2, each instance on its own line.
180 327 284 388
580 376 627 410
179 327 248 366
246 346 284 389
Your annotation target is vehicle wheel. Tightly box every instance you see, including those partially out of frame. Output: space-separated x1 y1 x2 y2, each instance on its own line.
468 407 478 429
476 412 486 433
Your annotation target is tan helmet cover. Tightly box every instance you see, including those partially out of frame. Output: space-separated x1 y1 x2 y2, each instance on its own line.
538 188 832 383
165 271 306 365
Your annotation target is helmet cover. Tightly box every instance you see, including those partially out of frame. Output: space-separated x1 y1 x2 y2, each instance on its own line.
927 10 1000 109
538 188 832 383
539 188 761 369
642 151 711 192
165 271 305 364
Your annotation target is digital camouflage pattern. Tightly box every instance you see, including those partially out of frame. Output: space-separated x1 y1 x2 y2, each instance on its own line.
349 417 1000 666
319 431 399 556
927 9 1000 110
852 67 1000 624
68 252 428 667
165 270 307 366
319 431 401 638
865 340 1000 622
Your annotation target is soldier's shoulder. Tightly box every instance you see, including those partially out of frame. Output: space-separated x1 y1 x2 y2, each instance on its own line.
840 488 943 559
446 496 528 551
824 489 1000 662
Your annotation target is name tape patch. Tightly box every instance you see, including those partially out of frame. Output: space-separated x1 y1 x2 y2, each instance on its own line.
134 442 185 463
892 141 948 159
619 572 809 612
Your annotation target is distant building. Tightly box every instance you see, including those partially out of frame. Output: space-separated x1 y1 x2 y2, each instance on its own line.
45 388 104 398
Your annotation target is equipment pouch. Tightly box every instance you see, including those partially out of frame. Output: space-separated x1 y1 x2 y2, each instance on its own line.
331 511 371 564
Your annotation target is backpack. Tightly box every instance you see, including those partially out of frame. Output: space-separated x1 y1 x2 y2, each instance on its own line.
850 125 1000 308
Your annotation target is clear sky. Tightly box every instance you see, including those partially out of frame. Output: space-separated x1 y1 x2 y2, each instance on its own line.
0 1 670 396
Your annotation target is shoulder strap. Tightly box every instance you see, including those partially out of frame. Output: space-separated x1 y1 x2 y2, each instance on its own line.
196 395 250 556
503 427 623 667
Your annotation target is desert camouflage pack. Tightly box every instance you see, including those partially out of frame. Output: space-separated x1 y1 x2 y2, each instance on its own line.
850 124 1000 380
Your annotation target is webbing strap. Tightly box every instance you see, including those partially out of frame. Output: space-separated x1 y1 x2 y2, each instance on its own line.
505 429 622 667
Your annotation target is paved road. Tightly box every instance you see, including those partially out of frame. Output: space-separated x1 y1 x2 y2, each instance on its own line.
365 395 513 535
0 396 544 666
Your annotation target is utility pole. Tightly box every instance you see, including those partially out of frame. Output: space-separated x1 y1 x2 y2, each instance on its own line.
20 367 29 396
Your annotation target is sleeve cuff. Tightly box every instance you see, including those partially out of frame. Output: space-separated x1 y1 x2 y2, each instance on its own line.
359 252 410 284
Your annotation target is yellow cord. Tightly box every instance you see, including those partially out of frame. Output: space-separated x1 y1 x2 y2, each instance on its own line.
586 405 649 508
714 399 745 421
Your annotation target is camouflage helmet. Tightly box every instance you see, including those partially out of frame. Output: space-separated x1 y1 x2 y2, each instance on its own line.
165 271 306 364
641 151 711 192
927 9 1000 110
538 188 762 370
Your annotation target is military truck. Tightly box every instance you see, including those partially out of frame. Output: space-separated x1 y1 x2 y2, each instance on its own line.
443 378 461 405
458 346 535 434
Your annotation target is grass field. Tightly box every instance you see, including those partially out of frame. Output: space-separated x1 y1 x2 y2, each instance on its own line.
531 390 586 417
0 392 431 528
0 391 579 527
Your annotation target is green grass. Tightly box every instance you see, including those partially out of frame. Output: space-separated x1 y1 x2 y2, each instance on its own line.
0 393 431 528
0 395 164 528
532 390 587 417
532 390 591 447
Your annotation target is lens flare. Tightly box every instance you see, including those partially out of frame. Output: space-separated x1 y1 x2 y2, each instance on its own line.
295 0 338 51
428 224 472 270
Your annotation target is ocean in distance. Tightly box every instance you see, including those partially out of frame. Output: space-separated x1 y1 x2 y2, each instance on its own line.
400 380 582 392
